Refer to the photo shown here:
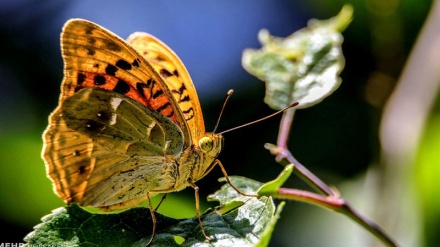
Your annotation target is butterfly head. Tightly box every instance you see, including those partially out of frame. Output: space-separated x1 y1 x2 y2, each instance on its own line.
198 133 223 156
190 133 223 181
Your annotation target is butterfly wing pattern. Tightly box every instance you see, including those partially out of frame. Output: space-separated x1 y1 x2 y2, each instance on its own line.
127 32 206 142
42 19 223 211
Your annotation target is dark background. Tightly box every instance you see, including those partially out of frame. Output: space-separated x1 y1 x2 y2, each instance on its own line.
0 0 435 246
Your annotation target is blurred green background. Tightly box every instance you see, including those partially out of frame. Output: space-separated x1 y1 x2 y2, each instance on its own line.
0 0 437 246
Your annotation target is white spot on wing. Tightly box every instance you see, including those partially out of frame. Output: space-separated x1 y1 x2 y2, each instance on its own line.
110 97 123 110
110 113 117 125
110 97 123 125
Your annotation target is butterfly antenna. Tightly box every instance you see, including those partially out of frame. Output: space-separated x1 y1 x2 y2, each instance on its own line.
219 102 299 134
213 89 234 133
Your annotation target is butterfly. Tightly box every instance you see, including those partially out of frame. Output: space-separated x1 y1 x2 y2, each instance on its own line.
42 18 248 245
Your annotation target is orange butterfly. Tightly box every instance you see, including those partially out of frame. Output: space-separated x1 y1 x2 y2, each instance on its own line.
42 19 247 245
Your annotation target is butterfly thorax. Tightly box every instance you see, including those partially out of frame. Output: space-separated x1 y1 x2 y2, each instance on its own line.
174 133 223 190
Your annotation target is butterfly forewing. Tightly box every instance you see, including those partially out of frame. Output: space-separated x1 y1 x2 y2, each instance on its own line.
127 33 206 141
60 19 190 143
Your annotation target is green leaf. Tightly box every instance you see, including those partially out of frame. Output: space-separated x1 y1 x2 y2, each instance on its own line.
242 5 352 110
257 164 294 196
255 201 285 247
209 176 262 206
24 176 282 247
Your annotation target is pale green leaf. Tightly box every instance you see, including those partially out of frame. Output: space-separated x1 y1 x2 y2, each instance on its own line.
242 5 353 110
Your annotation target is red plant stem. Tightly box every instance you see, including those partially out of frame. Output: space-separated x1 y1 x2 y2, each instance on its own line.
276 187 342 208
271 99 399 246
274 188 400 247
277 148 335 196
272 108 335 196
276 108 295 149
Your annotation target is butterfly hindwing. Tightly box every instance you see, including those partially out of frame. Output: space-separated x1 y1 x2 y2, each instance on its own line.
43 88 184 208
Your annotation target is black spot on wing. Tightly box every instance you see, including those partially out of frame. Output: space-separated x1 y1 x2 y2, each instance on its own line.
160 69 173 78
74 86 83 93
137 78 158 100
113 79 130 94
85 27 94 35
87 37 96 44
171 83 190 102
132 59 140 68
156 102 173 117
78 166 86 174
103 39 122 52
173 83 187 93
94 75 106 85
182 108 194 121
116 59 132 70
180 95 190 102
77 73 86 85
152 89 164 99
105 64 118 76
136 82 148 98
96 110 111 122
86 47 95 55
146 78 154 87
84 120 104 133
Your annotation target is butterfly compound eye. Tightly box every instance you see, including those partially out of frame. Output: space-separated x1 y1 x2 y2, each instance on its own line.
198 136 214 152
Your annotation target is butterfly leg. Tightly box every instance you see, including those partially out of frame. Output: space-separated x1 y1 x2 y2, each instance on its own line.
208 159 258 197
154 193 168 211
145 191 157 247
188 181 212 242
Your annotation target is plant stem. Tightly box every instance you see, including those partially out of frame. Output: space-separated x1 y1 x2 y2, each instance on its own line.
269 107 335 196
276 108 295 149
273 188 400 247
269 94 399 246
273 146 335 196
265 143 335 196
